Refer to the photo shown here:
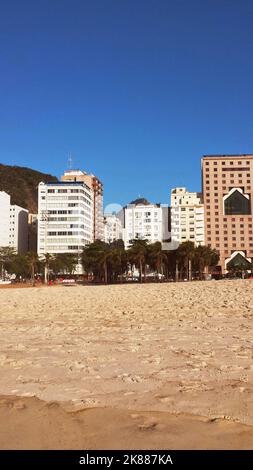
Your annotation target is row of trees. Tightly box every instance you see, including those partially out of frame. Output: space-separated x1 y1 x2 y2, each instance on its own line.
82 239 220 283
0 240 219 285
0 247 77 284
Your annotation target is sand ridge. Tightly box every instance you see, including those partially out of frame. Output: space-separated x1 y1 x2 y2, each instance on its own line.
1 395 253 450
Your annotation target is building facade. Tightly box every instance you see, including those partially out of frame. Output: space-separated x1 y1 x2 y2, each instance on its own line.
61 170 104 241
0 191 11 247
0 191 28 253
37 181 94 273
118 199 170 248
202 154 253 273
9 205 28 253
104 213 123 244
170 187 204 247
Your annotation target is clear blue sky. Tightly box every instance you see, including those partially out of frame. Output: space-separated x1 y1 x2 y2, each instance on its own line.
1 0 253 207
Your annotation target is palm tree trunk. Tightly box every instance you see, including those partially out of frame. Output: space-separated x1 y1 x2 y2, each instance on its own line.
175 260 179 282
139 259 142 283
32 264 35 287
203 264 207 280
188 259 192 281
104 261 108 284
44 263 48 285
161 262 164 276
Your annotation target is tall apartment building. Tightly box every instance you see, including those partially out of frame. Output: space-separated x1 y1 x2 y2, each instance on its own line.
0 191 28 253
9 205 28 253
61 170 104 241
170 187 204 247
118 198 170 248
37 181 94 273
0 191 11 247
104 213 123 244
202 154 253 273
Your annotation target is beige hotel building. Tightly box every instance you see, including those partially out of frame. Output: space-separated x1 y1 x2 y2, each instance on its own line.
202 154 253 274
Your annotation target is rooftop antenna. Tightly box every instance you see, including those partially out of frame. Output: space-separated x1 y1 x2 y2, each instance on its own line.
67 152 73 170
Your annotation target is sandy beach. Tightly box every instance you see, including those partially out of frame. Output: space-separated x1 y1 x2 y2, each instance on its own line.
0 280 253 449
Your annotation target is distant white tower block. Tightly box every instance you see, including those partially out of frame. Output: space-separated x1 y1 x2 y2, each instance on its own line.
37 181 94 274
118 199 170 248
170 187 204 246
104 213 123 244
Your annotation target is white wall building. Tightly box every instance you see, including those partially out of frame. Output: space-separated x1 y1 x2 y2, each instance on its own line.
104 214 123 244
170 187 204 246
61 170 104 241
0 191 28 253
118 199 170 248
37 181 94 273
0 191 11 247
9 205 28 253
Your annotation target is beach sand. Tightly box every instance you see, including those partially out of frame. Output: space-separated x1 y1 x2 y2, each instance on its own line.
0 280 253 449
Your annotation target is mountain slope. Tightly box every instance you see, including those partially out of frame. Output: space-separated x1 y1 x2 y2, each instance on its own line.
0 163 58 213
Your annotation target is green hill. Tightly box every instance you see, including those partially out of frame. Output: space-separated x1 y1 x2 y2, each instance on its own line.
0 163 58 213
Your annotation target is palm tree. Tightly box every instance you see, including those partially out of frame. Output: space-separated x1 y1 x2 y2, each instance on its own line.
42 253 54 284
127 239 148 282
194 245 219 279
147 242 168 279
82 241 112 283
0 247 16 280
52 253 78 276
109 245 128 282
26 252 39 286
176 241 195 281
99 246 111 284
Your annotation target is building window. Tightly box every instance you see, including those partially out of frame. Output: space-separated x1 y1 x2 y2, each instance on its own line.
224 190 251 215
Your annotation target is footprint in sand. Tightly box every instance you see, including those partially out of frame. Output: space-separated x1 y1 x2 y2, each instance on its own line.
156 395 174 404
117 373 143 383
